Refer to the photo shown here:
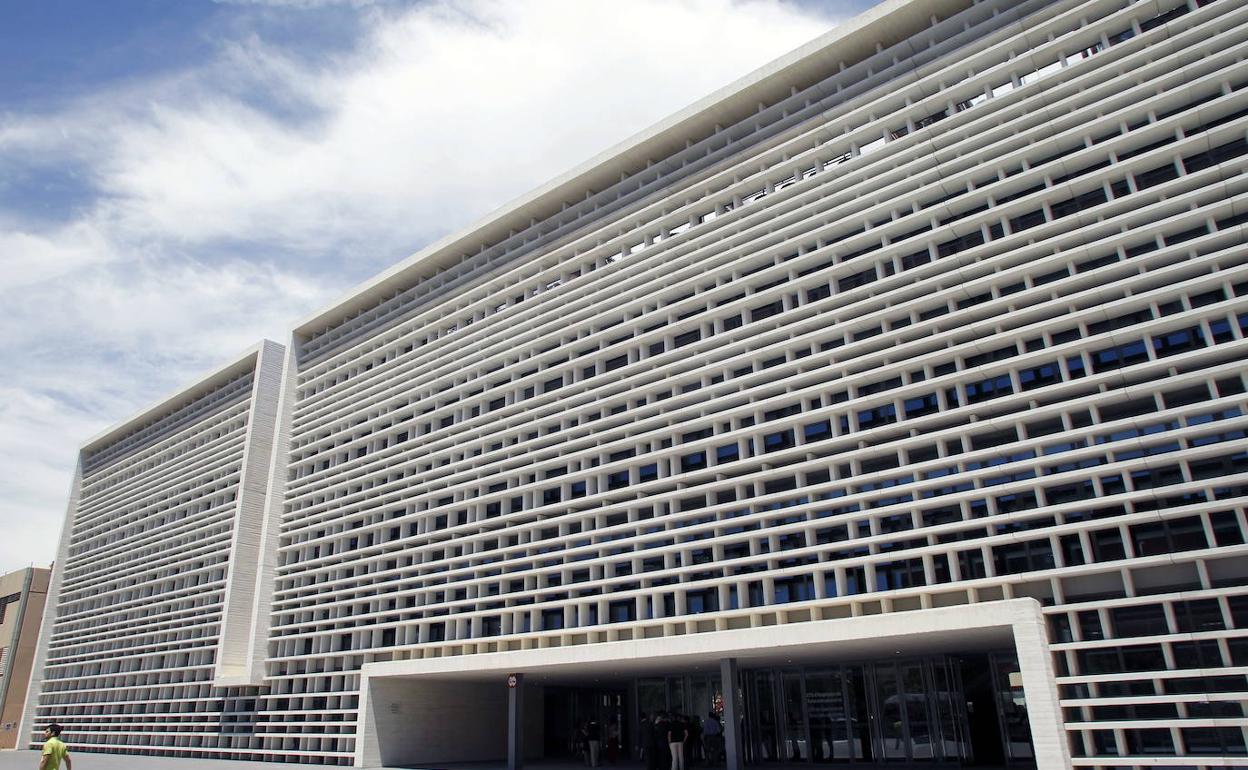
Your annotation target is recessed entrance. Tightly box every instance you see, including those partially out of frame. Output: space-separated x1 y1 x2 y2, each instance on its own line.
543 687 628 763
356 600 1069 770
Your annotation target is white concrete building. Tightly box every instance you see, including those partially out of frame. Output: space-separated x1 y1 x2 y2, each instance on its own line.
23 0 1248 766
20 342 285 759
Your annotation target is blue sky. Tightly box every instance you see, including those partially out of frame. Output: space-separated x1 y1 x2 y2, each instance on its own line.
0 0 875 571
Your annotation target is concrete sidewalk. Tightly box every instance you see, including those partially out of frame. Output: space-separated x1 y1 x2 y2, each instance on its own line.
0 753 638 770
0 750 288 770
0 751 601 770
0 752 608 770
0 756 1013 770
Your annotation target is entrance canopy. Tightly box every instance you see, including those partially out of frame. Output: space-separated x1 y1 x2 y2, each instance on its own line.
355 599 1069 769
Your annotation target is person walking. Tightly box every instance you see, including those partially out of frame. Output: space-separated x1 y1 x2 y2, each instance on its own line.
39 724 71 770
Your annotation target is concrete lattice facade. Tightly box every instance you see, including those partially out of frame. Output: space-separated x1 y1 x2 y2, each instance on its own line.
20 342 285 758
22 0 1248 766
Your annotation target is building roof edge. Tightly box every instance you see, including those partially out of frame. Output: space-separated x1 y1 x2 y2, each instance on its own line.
80 339 283 454
292 0 950 338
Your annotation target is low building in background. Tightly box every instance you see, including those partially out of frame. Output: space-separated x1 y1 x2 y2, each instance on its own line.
0 567 49 748
21 0 1248 767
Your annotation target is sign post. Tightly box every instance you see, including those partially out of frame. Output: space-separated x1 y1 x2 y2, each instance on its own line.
508 673 525 770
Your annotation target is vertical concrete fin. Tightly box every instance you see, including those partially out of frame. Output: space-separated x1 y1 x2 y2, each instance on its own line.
237 340 299 685
214 339 287 683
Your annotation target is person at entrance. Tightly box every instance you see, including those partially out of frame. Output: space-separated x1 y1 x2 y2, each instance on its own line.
39 724 71 770
586 717 602 767
702 712 723 765
685 713 701 765
649 712 670 770
642 713 654 770
574 721 589 763
606 720 620 764
667 713 690 770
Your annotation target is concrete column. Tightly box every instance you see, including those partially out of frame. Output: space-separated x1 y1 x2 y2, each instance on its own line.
720 657 744 770
508 673 525 770
1014 614 1073 769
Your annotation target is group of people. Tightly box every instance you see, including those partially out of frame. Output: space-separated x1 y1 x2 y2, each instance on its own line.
573 717 621 766
641 711 724 770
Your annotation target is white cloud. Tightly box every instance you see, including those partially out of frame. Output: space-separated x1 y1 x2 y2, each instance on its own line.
0 386 103 571
0 223 119 293
0 0 855 569
8 0 844 256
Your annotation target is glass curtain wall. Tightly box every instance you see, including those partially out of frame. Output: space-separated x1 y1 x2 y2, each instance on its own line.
742 656 990 765
991 653 1035 764
637 673 723 718
632 652 1033 766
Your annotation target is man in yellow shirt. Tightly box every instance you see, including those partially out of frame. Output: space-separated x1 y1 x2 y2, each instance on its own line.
39 724 71 770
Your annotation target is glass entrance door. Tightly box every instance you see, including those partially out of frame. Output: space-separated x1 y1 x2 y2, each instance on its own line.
779 671 809 762
865 659 971 764
747 670 782 762
847 666 872 763
871 663 907 761
743 657 976 765
991 652 1035 764
805 668 851 762
931 657 971 760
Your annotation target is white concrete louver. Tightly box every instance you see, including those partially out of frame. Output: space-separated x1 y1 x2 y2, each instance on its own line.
23 0 1248 765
